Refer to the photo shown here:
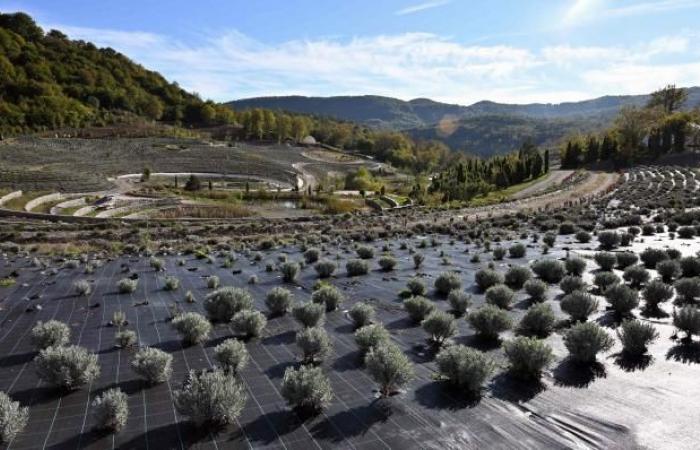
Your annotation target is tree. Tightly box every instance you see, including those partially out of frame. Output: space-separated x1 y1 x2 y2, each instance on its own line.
647 84 687 114
276 113 291 143
249 109 265 140
141 97 164 120
291 115 310 141
184 174 201 191
599 134 617 161
614 106 653 165
585 136 600 163
0 12 44 40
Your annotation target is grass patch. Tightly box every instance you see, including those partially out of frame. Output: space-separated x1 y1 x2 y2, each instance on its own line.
59 205 85 216
468 173 549 207
322 197 362 214
0 278 17 288
2 191 50 211
154 204 254 219
386 194 410 205
33 198 67 214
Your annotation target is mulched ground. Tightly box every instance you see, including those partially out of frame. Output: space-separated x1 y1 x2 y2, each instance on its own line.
0 233 698 449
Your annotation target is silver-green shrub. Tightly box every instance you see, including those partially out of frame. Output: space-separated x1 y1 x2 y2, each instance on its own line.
364 343 414 397
35 345 100 389
421 310 456 345
172 312 212 345
0 391 28 443
214 339 249 375
564 322 614 363
174 369 247 426
31 320 70 350
403 296 436 323
354 324 390 354
265 287 293 315
295 327 332 364
311 285 344 312
435 345 493 394
131 347 172 384
292 302 326 328
447 290 471 316
232 310 267 338
204 287 253 322
117 278 138 294
92 388 128 432
281 365 333 412
349 302 375 328
503 337 553 379
467 305 512 340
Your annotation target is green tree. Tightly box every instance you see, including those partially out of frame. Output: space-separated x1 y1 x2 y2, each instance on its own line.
647 84 688 114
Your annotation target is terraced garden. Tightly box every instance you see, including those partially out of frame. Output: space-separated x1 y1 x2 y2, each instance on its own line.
1 160 700 448
0 137 402 220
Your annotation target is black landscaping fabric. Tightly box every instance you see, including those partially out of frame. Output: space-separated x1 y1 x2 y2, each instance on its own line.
0 234 697 449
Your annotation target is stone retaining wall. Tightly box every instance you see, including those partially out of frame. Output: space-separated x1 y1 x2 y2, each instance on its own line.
0 190 22 207
25 192 63 212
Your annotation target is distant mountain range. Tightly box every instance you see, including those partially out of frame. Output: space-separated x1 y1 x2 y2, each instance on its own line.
227 89 700 156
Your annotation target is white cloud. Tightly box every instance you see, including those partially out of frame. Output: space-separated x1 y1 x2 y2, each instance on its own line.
395 0 451 15
542 36 692 67
582 62 700 93
53 25 164 50
607 0 700 17
562 0 605 25
562 0 700 26
45 22 700 105
542 45 625 64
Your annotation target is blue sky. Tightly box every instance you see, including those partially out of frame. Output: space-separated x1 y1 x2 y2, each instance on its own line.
2 0 700 104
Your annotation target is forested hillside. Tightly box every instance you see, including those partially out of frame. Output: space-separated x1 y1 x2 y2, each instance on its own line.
228 90 700 127
0 13 452 174
406 114 605 157
426 141 549 203
228 95 465 129
0 12 235 134
559 85 700 169
228 89 700 156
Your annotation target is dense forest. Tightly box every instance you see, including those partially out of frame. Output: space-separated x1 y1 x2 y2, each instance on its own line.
0 13 239 133
427 142 549 202
560 85 700 168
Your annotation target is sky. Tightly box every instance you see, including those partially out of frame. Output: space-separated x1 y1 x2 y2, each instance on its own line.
2 0 700 105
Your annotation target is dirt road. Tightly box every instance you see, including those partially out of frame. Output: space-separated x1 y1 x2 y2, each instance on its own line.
510 170 574 200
